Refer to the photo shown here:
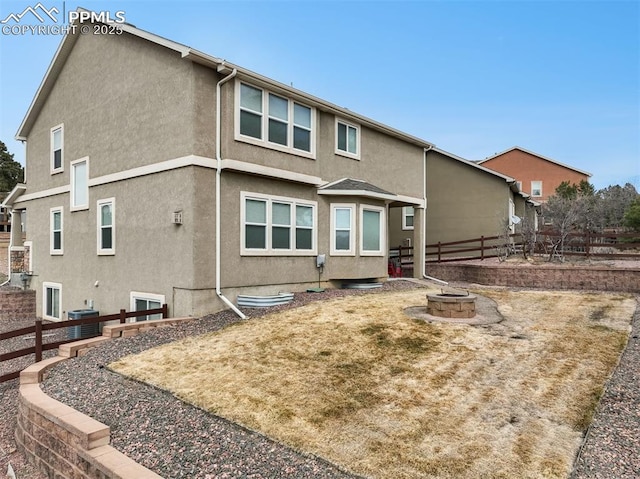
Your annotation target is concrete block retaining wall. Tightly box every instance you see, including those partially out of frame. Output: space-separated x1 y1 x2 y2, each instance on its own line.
15 317 193 479
425 263 640 293
0 288 36 321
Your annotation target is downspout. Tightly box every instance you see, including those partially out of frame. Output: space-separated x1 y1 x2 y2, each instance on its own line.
0 208 13 287
422 146 448 286
215 65 246 319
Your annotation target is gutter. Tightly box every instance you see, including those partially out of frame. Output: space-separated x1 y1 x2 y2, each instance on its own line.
215 65 246 319
422 146 448 286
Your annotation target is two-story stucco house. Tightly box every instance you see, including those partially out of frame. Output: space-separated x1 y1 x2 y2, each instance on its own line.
477 146 592 203
3 18 433 320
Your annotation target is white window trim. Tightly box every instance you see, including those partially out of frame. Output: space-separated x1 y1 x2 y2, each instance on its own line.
330 203 356 256
531 180 543 198
70 157 89 211
402 206 414 230
50 124 64 174
234 80 316 159
43 281 62 321
359 204 386 256
335 118 361 160
240 191 318 256
130 291 165 323
50 207 63 255
97 197 115 255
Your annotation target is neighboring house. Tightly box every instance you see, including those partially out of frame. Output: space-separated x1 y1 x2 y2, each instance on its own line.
477 146 592 203
390 147 539 250
2 16 433 320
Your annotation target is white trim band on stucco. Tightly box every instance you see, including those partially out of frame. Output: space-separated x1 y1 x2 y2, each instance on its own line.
13 156 326 206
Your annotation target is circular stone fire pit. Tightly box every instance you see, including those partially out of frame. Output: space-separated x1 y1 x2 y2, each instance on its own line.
426 292 477 319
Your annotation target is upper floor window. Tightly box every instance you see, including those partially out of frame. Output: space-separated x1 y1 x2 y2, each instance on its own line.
241 192 317 255
402 206 414 230
70 158 89 211
50 124 63 173
50 207 63 255
335 119 360 159
531 181 543 197
97 198 115 255
236 82 315 157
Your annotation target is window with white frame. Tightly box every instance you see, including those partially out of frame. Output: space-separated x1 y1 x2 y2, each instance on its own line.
330 204 355 256
50 207 63 254
70 158 89 210
516 181 523 191
335 119 359 159
97 198 115 255
237 82 315 156
130 292 164 322
241 192 317 255
43 282 62 321
360 205 385 256
402 206 414 230
531 181 543 197
51 124 63 173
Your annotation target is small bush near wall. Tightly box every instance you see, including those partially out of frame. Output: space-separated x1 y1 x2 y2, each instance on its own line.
0 288 36 321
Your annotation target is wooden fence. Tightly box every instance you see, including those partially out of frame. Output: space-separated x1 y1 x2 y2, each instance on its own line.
390 231 640 268
0 304 168 383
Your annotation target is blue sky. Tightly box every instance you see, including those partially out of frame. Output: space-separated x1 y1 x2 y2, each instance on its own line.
1 0 638 190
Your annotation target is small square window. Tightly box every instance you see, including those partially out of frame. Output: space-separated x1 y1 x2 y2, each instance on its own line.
402 206 414 230
335 119 360 159
531 181 543 197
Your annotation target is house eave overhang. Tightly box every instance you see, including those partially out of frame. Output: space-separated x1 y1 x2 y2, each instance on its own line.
16 6 436 151
1 184 26 208
184 49 435 150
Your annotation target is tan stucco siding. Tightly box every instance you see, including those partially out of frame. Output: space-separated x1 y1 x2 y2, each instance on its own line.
220 79 426 198
27 167 200 318
218 172 388 287
25 30 200 194
426 151 511 245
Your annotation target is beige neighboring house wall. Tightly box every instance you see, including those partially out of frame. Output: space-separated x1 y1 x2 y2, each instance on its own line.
389 148 538 250
7 18 431 319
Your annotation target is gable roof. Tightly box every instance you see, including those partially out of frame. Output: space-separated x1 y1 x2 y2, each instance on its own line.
16 9 435 151
477 146 592 177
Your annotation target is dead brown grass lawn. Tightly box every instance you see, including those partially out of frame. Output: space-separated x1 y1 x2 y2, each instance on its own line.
110 288 635 479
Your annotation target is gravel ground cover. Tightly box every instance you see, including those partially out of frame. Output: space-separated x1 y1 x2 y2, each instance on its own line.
571 296 640 479
2 279 638 478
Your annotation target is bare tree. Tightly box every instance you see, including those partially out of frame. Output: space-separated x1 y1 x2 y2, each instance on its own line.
543 194 589 261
